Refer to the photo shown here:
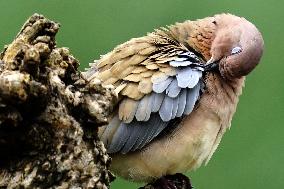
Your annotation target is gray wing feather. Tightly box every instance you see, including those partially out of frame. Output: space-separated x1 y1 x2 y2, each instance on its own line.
153 77 173 93
166 79 181 98
138 114 163 149
100 115 120 148
159 95 174 122
135 94 152 121
176 68 195 88
187 71 202 88
176 89 187 117
184 81 201 115
131 122 153 151
107 114 168 154
176 68 202 89
151 92 164 112
141 114 167 147
171 96 179 119
108 122 131 153
120 122 141 154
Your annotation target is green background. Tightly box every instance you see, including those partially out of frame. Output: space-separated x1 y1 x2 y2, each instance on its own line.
0 0 282 188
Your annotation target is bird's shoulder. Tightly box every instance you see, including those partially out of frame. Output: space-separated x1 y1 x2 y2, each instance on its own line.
85 28 204 99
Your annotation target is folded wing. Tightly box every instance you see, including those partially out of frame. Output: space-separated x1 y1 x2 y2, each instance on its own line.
84 29 206 154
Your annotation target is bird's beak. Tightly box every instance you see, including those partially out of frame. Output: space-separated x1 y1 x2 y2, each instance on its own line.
203 57 219 71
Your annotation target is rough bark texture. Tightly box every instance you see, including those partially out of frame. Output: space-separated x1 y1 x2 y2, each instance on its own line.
0 14 116 189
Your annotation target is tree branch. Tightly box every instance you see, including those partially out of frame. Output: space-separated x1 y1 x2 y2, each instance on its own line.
0 14 116 189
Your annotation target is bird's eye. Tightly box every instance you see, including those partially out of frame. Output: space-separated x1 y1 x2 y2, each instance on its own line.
231 46 242 55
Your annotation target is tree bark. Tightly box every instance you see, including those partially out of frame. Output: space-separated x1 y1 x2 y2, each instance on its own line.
0 14 116 189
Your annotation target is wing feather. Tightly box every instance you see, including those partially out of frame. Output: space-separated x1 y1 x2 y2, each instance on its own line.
85 28 207 154
184 81 201 115
135 94 152 121
152 77 172 93
166 79 181 98
138 78 152 94
176 89 187 117
159 95 174 122
171 96 179 119
119 98 138 123
121 83 144 100
151 92 165 112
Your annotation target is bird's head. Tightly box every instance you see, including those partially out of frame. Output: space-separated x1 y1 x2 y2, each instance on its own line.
208 14 264 80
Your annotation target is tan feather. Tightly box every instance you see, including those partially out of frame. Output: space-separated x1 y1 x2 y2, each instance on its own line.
141 59 154 66
124 73 142 82
155 52 171 60
114 82 127 94
140 70 155 78
159 67 176 76
151 71 168 83
149 52 163 59
119 98 138 123
138 46 157 55
138 78 152 94
110 60 131 76
99 63 112 72
117 66 136 79
97 42 150 68
121 83 144 100
157 63 169 68
132 66 148 74
104 77 119 85
129 41 152 51
126 54 147 66
109 47 139 63
110 55 147 77
97 69 112 81
115 42 151 55
155 57 176 64
145 63 159 70
96 54 110 68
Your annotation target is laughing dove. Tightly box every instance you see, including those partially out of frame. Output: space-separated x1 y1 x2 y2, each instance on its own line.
84 13 264 183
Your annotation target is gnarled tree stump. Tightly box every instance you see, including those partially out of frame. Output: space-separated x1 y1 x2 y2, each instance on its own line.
0 14 116 189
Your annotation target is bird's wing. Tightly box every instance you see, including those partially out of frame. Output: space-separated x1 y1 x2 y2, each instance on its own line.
84 29 206 154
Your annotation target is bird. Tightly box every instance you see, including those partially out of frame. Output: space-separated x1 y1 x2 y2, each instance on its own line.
83 13 264 185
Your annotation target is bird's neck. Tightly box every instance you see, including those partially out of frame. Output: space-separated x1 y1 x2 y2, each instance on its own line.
201 73 245 128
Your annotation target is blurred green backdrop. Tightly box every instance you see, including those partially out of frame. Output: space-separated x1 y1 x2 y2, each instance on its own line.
0 0 283 188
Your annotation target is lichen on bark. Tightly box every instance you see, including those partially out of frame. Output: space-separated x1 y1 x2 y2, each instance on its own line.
0 14 116 189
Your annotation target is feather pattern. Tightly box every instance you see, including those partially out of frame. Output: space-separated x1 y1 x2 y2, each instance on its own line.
171 95 179 119
152 77 173 93
176 68 202 88
166 79 181 98
102 114 168 154
176 89 187 117
135 94 152 121
151 93 165 112
184 81 201 114
159 95 174 122
119 98 138 123
85 26 208 154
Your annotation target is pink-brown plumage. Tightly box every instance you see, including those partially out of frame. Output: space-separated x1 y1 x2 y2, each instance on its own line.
84 13 264 183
